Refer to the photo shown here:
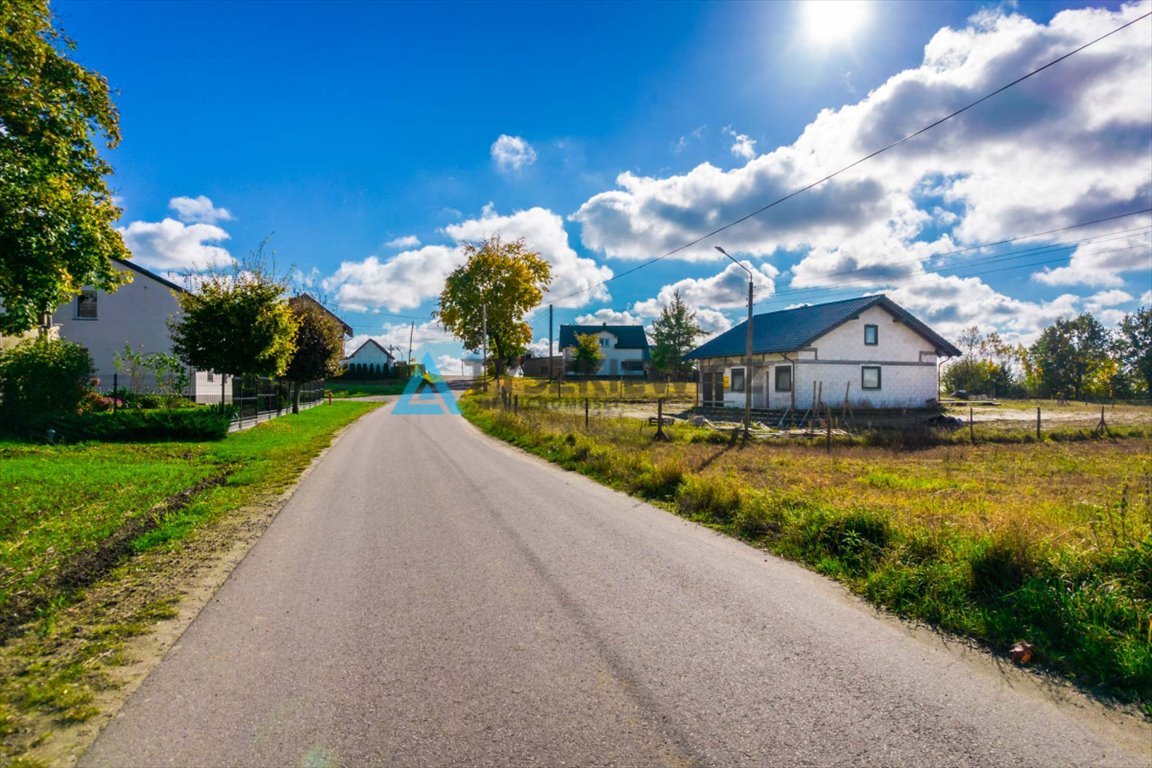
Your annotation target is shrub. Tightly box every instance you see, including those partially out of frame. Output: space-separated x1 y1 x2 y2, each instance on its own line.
0 337 95 426
32 408 231 442
676 474 743 523
634 457 687 500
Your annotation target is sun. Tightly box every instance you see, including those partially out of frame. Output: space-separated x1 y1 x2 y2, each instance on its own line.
801 0 871 46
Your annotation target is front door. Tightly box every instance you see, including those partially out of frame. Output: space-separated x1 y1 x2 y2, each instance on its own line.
702 371 724 407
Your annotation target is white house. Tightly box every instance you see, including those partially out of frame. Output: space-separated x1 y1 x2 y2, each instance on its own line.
684 295 961 411
559 323 650 377
343 338 395 375
52 258 224 403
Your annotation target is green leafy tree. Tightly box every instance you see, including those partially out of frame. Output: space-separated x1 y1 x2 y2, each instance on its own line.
1029 314 1111 400
941 326 1018 397
284 297 346 412
437 236 551 379
168 254 299 398
0 336 94 425
569 333 604 376
1114 306 1151 397
649 290 703 379
0 0 131 334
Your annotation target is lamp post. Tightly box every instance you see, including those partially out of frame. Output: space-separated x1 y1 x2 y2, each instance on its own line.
715 246 754 440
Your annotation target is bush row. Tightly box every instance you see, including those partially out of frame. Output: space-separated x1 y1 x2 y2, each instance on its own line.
30 408 232 443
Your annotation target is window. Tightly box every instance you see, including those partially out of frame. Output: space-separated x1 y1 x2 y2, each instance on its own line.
730 367 745 393
207 371 214 382
864 324 878 345
76 289 98 319
862 366 882 390
599 338 610 347
774 365 792 392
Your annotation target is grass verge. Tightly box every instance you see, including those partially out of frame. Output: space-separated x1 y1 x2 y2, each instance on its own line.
0 400 380 763
461 395 1152 711
325 380 407 398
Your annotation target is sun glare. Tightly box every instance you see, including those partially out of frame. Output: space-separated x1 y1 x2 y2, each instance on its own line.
801 0 870 46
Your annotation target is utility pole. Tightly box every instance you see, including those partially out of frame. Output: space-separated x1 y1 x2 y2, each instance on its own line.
716 246 754 441
481 303 488 392
548 304 554 383
407 322 415 374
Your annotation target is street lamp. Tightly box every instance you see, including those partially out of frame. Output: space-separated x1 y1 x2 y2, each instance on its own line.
715 246 754 440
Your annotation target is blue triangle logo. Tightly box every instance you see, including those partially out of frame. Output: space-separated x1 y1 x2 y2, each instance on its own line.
392 354 461 416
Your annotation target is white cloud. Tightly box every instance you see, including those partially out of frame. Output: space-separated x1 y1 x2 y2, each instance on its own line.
491 134 537 174
437 354 464 375
118 218 233 273
323 245 462 313
1032 228 1152 287
444 205 613 308
631 261 778 317
571 1 1152 309
169 195 233 225
386 235 421 249
574 308 642 325
887 274 1082 346
1084 289 1134 312
1140 290 1152 306
723 126 757 161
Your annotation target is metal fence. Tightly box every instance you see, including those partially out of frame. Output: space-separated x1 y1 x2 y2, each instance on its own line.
230 377 324 427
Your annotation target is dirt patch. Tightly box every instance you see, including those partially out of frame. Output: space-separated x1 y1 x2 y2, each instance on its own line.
0 475 230 646
0 426 355 767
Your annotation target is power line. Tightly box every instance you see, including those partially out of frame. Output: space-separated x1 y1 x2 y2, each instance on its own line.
545 10 1152 307
528 212 1151 329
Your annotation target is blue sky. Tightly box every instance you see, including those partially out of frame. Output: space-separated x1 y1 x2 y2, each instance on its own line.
55 0 1152 373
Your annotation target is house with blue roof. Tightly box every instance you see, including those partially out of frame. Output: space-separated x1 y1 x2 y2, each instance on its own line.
684 295 961 411
559 323 650 377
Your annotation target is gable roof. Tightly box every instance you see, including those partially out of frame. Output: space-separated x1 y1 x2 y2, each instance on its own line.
113 257 187 294
290 293 354 337
347 338 395 361
558 324 650 350
684 295 961 360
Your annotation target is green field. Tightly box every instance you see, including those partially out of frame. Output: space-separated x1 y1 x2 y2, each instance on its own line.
462 395 1152 708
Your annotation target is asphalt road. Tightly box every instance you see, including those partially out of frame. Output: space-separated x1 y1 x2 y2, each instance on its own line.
82 402 1149 767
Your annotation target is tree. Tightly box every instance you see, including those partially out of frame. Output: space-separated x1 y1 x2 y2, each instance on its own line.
0 0 131 335
168 254 299 398
284 296 346 412
649 290 703 379
437 236 551 379
1115 306 1151 397
941 325 1017 397
569 333 604 376
0 336 94 425
1029 314 1111 400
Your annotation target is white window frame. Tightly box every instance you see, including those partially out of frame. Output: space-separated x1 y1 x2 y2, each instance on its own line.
862 366 882 390
730 367 746 393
